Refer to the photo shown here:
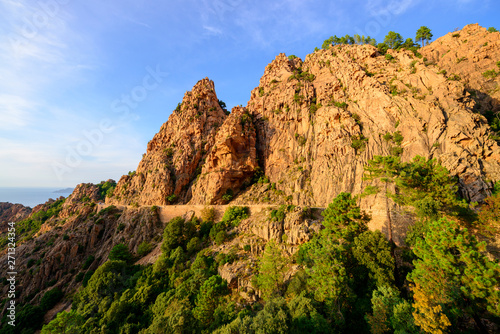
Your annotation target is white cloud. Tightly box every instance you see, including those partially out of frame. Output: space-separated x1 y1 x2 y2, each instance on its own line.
364 0 419 16
0 94 36 129
196 0 335 48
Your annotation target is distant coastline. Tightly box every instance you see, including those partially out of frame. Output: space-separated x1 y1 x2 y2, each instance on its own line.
0 187 73 208
53 187 74 194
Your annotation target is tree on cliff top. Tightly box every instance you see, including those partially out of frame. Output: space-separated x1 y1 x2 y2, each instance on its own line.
416 26 433 47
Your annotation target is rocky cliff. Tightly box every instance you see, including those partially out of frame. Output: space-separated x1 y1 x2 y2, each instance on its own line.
0 202 31 233
190 106 258 204
107 78 228 206
105 25 500 243
2 25 500 332
421 23 500 114
0 184 162 304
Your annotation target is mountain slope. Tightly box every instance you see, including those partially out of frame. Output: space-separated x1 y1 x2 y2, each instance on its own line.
106 25 500 243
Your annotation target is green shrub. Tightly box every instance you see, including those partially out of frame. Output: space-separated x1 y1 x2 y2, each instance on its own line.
97 180 117 199
82 255 95 270
409 60 417 73
270 205 294 222
257 174 270 184
98 205 117 216
221 189 234 203
447 73 461 81
293 93 304 103
385 54 394 61
209 221 227 242
214 230 228 245
27 258 36 268
485 110 500 133
332 101 348 109
296 134 307 146
351 134 368 152
377 43 389 54
488 27 498 33
109 243 132 262
393 131 403 145
216 249 237 265
382 132 393 141
309 103 321 114
186 236 201 254
63 234 69 240
259 87 265 97
288 55 297 60
137 241 154 257
289 68 315 82
75 272 84 282
482 69 498 79
82 270 94 287
352 113 361 125
46 279 57 287
166 194 178 203
40 288 63 311
221 206 249 227
390 146 403 156
164 148 174 157
201 206 216 222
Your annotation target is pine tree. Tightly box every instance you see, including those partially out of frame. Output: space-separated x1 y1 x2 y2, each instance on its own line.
352 230 395 288
193 275 228 327
411 284 451 334
384 31 403 49
409 218 500 332
416 26 433 47
321 192 369 242
477 193 500 236
303 238 353 326
256 239 288 299
364 155 463 219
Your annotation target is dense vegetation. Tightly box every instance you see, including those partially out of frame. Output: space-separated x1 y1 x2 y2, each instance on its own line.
12 154 492 334
0 198 65 250
2 25 500 332
319 26 434 57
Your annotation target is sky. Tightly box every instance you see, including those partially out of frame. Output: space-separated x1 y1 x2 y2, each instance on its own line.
0 0 498 188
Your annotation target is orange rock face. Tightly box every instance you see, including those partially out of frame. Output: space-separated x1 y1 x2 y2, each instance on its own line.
107 25 500 243
190 107 258 204
421 24 500 113
107 78 228 206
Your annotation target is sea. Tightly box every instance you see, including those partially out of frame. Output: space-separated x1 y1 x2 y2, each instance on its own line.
0 187 74 208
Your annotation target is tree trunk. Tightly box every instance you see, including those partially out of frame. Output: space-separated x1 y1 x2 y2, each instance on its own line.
472 312 489 334
385 182 393 242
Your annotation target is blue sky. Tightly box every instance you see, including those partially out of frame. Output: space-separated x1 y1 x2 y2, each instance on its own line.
0 0 498 188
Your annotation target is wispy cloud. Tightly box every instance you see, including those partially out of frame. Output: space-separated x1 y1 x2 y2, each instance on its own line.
0 94 36 130
364 0 419 16
203 25 223 36
196 0 336 48
0 0 107 187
